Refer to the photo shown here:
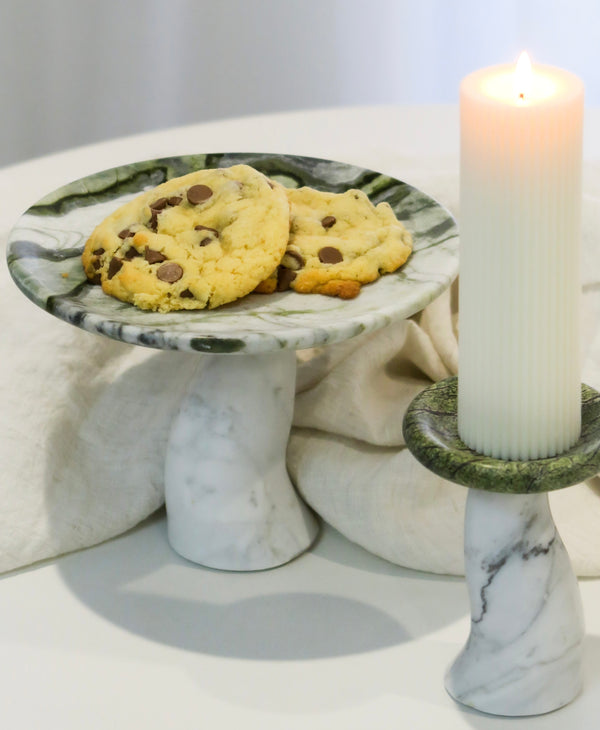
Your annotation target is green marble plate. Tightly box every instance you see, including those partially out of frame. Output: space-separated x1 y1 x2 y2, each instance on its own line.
7 152 458 354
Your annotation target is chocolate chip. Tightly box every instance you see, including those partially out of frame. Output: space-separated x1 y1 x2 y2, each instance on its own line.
187 184 213 205
199 237 213 246
124 246 141 260
118 228 134 239
145 247 167 264
149 197 168 211
318 246 343 264
194 224 219 237
180 288 195 298
92 247 105 255
148 210 159 231
157 262 183 283
92 258 102 270
90 273 102 285
321 215 336 229
107 257 123 279
167 196 183 206
277 267 297 291
282 249 305 270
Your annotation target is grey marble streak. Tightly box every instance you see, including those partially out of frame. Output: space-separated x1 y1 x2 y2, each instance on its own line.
446 490 584 716
164 350 319 570
7 152 458 355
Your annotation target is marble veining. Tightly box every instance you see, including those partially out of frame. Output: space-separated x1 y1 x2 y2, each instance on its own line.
164 349 319 570
6 152 458 355
445 490 584 716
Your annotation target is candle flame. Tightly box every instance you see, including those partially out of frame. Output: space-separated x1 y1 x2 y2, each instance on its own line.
514 51 532 101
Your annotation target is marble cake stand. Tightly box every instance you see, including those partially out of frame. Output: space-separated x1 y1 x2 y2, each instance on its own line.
163 348 312 570
7 151 458 571
403 377 600 716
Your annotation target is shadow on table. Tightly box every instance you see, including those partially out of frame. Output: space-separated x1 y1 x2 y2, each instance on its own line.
52 508 600 719
56 509 467 661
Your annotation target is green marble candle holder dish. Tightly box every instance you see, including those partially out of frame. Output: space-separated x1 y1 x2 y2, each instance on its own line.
402 376 600 494
402 376 600 717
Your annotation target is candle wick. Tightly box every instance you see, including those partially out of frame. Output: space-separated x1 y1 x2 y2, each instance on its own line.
519 92 525 100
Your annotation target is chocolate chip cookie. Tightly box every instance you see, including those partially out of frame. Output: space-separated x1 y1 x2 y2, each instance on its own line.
257 186 412 299
82 165 290 311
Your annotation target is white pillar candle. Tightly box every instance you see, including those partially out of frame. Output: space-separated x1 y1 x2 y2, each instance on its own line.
458 54 584 460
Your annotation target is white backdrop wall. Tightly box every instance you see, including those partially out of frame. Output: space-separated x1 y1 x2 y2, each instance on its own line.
0 0 599 167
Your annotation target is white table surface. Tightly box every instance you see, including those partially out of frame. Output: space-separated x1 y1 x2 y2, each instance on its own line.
3 105 600 730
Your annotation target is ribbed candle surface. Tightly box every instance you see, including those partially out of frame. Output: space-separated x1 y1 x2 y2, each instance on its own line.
458 62 584 460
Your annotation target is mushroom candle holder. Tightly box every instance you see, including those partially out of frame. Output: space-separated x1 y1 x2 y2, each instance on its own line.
403 377 600 716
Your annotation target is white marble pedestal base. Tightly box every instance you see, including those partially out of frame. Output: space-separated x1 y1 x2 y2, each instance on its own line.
445 490 584 716
164 349 319 571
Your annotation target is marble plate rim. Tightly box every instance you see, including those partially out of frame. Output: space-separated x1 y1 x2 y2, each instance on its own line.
6 151 459 354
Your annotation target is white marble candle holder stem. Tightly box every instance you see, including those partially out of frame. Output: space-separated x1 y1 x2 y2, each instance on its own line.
164 349 319 571
403 378 600 717
445 490 584 716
